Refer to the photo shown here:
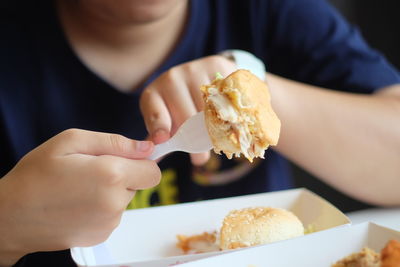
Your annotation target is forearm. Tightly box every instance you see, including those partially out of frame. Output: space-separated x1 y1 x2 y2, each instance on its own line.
0 179 26 267
268 73 400 206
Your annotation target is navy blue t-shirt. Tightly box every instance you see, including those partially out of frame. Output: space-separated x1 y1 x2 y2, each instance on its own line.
2 0 400 266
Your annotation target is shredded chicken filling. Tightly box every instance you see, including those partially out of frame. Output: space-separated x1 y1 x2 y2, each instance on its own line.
206 86 264 161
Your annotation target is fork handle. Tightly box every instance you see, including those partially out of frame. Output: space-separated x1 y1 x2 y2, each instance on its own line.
148 139 176 160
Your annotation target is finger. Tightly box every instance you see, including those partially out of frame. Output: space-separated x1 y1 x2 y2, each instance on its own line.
123 190 136 209
126 160 161 190
160 79 198 135
140 88 171 144
99 155 161 190
55 129 154 159
190 152 210 166
185 72 209 112
125 160 161 190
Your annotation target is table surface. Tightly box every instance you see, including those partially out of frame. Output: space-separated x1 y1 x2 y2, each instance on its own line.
346 207 400 230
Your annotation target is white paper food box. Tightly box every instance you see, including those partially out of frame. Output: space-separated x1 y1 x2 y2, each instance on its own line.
71 188 350 267
177 222 400 267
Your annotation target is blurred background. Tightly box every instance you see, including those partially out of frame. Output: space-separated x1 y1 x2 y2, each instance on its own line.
292 0 400 213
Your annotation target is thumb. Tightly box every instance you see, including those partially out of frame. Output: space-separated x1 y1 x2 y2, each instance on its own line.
53 129 154 159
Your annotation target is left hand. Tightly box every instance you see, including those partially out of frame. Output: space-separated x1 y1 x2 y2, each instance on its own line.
140 55 237 165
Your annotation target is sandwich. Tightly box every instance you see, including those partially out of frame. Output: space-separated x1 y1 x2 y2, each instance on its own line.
201 70 281 162
219 207 304 250
176 207 304 254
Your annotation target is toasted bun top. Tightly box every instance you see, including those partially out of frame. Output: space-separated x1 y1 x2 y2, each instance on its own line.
221 70 281 146
219 207 304 250
201 70 281 161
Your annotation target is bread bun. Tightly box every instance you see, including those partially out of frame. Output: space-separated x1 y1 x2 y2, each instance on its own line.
219 207 304 250
201 70 280 162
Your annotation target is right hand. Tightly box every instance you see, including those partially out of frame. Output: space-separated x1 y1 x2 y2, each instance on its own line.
0 129 161 265
140 55 237 165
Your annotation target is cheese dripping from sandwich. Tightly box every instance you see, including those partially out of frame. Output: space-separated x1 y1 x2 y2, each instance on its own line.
201 70 281 162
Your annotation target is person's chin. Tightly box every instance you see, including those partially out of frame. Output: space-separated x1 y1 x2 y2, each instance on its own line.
108 0 187 25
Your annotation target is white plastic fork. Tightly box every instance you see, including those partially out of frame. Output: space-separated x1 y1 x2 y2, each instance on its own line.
148 111 213 160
